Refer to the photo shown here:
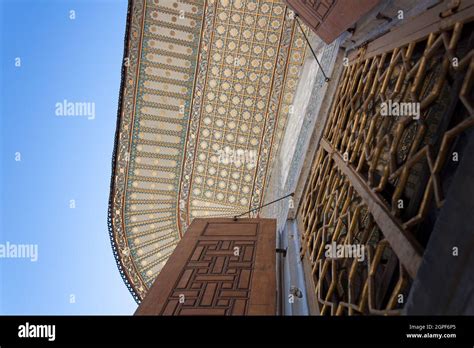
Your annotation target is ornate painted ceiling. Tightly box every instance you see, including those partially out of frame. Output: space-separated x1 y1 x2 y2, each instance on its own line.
109 0 308 302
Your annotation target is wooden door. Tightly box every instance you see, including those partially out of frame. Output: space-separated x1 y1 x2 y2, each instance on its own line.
285 0 380 43
135 218 277 315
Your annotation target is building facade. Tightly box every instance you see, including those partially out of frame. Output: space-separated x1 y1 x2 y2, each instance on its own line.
109 0 474 315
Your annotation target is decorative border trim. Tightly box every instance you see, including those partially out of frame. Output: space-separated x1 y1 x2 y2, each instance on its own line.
177 0 216 233
107 0 142 304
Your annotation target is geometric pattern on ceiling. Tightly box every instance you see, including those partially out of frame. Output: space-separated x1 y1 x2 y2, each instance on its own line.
109 0 307 302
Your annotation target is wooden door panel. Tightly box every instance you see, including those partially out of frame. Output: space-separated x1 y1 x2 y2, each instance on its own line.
135 218 277 315
285 0 380 43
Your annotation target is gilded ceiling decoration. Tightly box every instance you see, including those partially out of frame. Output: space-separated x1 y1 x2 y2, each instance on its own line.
109 0 308 302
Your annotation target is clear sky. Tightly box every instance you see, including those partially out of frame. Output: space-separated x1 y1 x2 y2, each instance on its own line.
0 0 137 314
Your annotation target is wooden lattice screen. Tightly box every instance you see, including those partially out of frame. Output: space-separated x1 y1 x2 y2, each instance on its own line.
298 0 474 315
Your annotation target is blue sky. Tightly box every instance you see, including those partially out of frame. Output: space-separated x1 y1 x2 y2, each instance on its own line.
0 0 137 314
